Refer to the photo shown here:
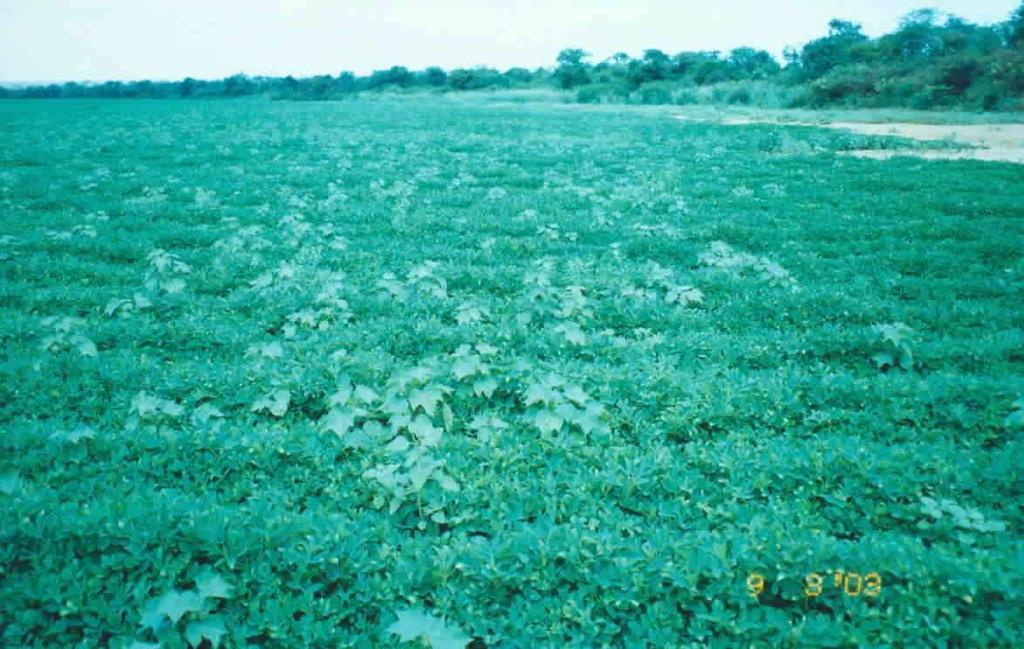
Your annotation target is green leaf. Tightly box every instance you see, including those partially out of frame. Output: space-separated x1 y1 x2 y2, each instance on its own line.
329 379 354 406
524 383 559 408
195 569 234 600
871 351 893 369
354 384 379 404
71 333 98 357
555 322 587 346
387 608 471 649
385 435 411 453
435 471 460 492
408 414 443 447
322 407 356 440
452 356 483 380
252 389 290 417
138 597 167 633
563 384 590 405
472 377 498 398
0 471 20 495
185 616 227 648
156 589 202 624
442 402 454 432
409 387 444 416
408 456 441 491
161 278 187 294
1006 408 1024 429
534 409 564 435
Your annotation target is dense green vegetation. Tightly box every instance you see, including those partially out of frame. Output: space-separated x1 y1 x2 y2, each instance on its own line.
2 4 1023 111
1 98 1022 647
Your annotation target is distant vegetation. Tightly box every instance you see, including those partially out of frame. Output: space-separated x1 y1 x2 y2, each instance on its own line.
3 4 1022 110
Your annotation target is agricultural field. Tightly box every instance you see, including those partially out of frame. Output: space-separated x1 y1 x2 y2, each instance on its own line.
1 98 1023 647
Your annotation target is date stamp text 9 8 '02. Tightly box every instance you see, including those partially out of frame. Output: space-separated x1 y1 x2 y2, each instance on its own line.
748 571 883 600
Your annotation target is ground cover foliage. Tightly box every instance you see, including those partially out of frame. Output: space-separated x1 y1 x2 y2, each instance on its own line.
1 99 1022 647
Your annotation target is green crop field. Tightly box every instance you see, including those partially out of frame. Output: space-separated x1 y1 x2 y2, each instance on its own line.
1 98 1022 647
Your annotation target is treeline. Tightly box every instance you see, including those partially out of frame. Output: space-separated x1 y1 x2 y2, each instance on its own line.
2 4 1022 110
0 66 548 101
564 6 1024 110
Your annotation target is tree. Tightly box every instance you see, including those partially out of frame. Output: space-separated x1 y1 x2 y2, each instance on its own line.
797 19 868 80
554 48 591 88
367 66 413 89
421 66 447 87
727 47 781 80
447 67 508 91
179 77 197 97
337 71 356 93
503 67 533 84
829 19 864 38
223 73 255 96
883 9 944 59
672 51 727 84
642 49 671 80
1011 1 1024 47
556 48 588 67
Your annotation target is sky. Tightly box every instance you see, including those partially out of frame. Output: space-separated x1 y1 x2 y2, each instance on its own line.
0 0 1020 83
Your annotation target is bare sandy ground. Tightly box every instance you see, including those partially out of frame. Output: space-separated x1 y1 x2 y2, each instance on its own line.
676 114 1024 163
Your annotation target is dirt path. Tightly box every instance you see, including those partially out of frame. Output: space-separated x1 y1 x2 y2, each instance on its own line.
676 114 1024 163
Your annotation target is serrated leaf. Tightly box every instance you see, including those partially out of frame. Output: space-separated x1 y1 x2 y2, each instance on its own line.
105 298 132 317
563 384 589 405
252 389 290 417
555 322 587 346
1005 408 1024 429
161 278 187 294
138 597 166 633
441 402 454 432
524 383 558 408
534 409 564 435
322 407 356 439
251 341 283 359
872 351 893 369
330 378 354 406
572 404 609 435
156 589 202 624
475 342 498 355
385 435 411 453
451 356 482 380
408 456 440 491
435 471 460 492
409 387 444 416
472 377 498 398
408 414 443 447
191 403 224 427
388 608 471 649
354 384 379 404
195 569 234 599
185 616 227 648
0 471 19 495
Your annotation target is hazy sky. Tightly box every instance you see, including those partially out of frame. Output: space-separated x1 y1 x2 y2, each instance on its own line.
1 0 1020 83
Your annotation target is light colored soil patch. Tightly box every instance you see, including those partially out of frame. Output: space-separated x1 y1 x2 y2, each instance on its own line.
840 147 1024 163
675 114 1024 163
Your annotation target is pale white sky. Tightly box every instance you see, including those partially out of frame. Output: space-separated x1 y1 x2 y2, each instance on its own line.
0 0 1019 83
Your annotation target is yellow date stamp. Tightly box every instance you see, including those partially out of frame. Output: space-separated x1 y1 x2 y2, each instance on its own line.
747 571 883 599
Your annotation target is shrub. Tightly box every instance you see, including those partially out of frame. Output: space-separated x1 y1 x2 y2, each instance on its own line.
636 81 674 105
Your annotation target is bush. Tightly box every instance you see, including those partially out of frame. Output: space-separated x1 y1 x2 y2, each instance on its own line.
727 87 752 105
807 64 880 106
575 83 628 104
636 81 674 105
